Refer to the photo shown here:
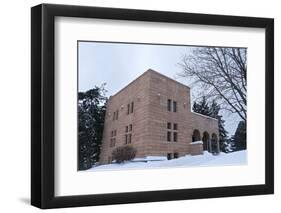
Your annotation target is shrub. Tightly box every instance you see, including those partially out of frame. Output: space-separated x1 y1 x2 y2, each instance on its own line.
112 145 137 163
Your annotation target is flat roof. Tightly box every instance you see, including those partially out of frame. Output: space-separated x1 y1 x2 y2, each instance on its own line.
110 68 190 99
191 111 218 121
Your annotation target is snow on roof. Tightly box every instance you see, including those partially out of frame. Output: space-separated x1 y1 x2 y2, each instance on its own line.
190 141 203 145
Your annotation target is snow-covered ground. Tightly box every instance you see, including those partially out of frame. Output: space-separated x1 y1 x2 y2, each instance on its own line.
87 150 247 172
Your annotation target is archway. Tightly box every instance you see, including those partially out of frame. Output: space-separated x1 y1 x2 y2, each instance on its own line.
211 133 219 154
202 132 210 151
192 129 201 142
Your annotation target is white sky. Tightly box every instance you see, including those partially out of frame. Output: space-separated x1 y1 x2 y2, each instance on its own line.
78 41 241 135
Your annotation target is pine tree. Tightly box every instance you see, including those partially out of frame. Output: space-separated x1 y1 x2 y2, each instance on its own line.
78 84 107 170
192 101 200 113
209 101 228 152
192 96 211 116
232 121 246 151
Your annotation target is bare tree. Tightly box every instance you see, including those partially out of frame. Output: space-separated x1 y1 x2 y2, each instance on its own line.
178 47 247 121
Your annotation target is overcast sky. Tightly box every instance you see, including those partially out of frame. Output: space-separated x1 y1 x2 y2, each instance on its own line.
78 41 241 135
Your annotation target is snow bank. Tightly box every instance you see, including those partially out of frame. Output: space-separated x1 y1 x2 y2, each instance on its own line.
87 150 247 172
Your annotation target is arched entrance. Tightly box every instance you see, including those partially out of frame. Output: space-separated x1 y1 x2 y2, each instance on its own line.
211 133 219 154
202 132 210 151
192 129 201 142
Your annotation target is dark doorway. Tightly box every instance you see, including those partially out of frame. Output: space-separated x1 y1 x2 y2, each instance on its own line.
192 129 201 142
202 131 210 151
167 153 172 160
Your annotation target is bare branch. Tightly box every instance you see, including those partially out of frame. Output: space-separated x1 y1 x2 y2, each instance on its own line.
178 47 247 121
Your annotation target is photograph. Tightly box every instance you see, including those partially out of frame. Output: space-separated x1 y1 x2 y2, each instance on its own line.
30 3 274 209
78 41 247 171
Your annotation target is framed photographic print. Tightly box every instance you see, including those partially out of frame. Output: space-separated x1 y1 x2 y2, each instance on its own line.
31 3 274 209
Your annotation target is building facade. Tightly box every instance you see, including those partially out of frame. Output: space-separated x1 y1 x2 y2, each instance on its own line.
99 69 219 164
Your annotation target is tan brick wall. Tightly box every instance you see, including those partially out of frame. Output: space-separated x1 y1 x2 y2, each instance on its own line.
99 69 219 164
143 70 192 158
190 112 219 139
190 143 204 155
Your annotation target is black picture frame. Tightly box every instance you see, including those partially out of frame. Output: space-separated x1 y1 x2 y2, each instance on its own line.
31 3 274 209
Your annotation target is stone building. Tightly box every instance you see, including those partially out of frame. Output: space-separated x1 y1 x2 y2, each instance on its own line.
99 69 219 164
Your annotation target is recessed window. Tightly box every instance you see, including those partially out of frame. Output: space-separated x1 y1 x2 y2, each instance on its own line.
167 122 171 129
167 99 171 111
125 124 132 144
167 123 178 142
110 130 117 147
113 110 119 120
173 101 177 112
127 104 130 115
167 131 171 142
127 102 134 115
131 102 134 113
173 132 178 142
174 153 179 159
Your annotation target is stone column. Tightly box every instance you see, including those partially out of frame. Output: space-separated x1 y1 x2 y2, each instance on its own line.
217 140 220 154
208 139 212 153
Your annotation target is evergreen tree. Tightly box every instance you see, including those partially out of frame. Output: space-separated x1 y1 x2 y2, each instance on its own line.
232 121 246 151
192 96 211 116
209 101 228 152
192 101 200 113
78 84 107 170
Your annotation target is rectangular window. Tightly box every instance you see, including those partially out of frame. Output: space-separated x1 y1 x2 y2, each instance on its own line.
127 104 130 115
128 134 132 144
173 123 178 130
116 110 118 120
173 101 177 112
167 99 171 111
167 122 171 129
174 152 179 159
167 131 171 142
110 130 117 147
125 124 132 144
173 132 178 142
131 102 134 113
